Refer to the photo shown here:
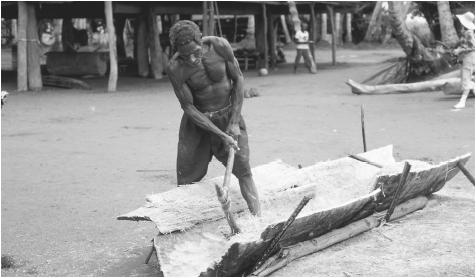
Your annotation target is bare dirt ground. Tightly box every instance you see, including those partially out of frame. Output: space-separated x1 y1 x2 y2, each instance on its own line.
1 47 474 276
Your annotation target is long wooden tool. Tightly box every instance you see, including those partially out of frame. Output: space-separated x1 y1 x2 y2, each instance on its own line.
457 161 475 186
348 153 383 168
384 161 412 222
250 193 315 274
215 147 241 235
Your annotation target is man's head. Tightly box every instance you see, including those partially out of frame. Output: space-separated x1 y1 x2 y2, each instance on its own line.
169 20 203 65
301 22 309 31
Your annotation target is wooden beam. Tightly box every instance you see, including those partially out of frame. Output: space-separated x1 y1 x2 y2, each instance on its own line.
148 11 164 79
136 15 149 78
262 3 268 70
268 15 278 69
17 1 28 92
115 17 126 58
327 5 336 65
309 3 316 62
105 1 118 91
208 1 215 36
26 2 42 91
202 1 209 36
346 13 352 43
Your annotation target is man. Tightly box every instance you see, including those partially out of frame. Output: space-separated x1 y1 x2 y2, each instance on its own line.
293 22 317 74
453 11 475 109
166 20 261 216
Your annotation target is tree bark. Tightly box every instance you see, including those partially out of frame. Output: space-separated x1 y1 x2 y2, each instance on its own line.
437 1 459 48
280 15 292 43
17 1 28 91
26 3 42 91
148 11 163 79
364 1 383 42
388 2 414 56
105 1 117 91
136 16 149 77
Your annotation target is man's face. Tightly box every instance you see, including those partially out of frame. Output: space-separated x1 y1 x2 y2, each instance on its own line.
177 41 202 66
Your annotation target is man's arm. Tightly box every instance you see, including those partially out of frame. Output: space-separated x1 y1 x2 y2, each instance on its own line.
205 36 244 138
166 60 237 147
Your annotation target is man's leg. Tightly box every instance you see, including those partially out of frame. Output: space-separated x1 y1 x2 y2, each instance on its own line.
176 114 213 185
212 116 261 216
303 49 317 74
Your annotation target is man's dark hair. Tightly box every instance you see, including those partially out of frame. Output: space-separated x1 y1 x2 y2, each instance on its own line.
169 20 202 52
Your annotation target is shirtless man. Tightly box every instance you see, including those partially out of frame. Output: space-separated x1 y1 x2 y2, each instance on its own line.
166 20 261 216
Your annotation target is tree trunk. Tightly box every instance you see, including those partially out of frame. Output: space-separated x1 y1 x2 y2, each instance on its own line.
280 15 292 43
26 3 42 91
17 1 28 91
309 3 317 61
148 11 163 79
437 1 459 48
364 1 383 42
388 1 414 56
136 16 149 77
105 1 117 91
262 3 268 71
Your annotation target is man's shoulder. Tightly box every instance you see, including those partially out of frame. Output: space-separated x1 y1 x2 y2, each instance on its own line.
203 36 234 60
166 55 182 73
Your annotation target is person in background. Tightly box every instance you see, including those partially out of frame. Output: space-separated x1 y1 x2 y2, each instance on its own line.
293 22 317 74
453 12 475 109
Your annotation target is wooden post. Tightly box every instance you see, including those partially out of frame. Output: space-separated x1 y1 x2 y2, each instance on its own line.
268 15 277 69
208 1 215 36
136 16 149 77
61 17 75 53
335 12 342 45
346 13 352 43
262 3 268 71
17 1 28 91
321 13 327 42
105 1 118 91
327 5 336 65
115 17 126 58
202 1 209 36
26 3 42 91
309 3 316 62
148 11 163 79
232 15 238 42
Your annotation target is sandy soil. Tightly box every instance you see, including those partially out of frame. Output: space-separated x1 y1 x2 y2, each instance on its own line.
1 47 474 276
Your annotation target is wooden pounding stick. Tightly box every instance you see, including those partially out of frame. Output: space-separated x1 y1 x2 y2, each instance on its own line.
215 147 241 235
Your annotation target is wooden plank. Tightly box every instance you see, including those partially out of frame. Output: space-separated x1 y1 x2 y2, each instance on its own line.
26 3 42 91
105 1 118 92
17 1 28 91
